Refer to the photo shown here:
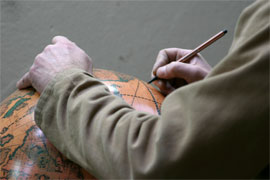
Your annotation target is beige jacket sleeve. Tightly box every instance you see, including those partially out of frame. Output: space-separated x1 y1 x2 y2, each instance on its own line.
34 0 269 179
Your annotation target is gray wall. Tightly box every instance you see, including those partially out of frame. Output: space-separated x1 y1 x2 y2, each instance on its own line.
1 0 254 101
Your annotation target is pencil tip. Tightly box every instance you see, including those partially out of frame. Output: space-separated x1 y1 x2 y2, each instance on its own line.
147 79 154 84
148 76 158 84
223 30 228 34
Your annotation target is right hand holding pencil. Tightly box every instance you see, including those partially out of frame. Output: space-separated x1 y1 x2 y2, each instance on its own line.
151 48 212 95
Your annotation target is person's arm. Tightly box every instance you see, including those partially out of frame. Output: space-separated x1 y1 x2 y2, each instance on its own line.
18 0 269 178
35 29 268 179
34 68 161 178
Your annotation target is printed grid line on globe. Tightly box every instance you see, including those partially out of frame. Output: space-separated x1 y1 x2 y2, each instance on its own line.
0 69 164 179
94 69 164 115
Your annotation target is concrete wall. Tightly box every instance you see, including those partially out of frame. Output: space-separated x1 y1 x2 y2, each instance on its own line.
1 0 254 101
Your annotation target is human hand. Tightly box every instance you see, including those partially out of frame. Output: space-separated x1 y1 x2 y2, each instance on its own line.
151 48 212 95
16 36 93 93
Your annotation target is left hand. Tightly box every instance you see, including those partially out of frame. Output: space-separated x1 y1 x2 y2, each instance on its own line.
16 36 93 93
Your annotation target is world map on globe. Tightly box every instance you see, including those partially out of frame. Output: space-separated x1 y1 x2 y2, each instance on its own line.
0 69 164 179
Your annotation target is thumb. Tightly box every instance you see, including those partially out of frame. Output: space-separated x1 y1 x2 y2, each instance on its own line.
16 72 31 89
156 62 207 83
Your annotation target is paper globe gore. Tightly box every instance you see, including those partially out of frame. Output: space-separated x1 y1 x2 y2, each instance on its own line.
0 69 164 179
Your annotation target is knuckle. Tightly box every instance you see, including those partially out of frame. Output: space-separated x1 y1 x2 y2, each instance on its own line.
66 41 74 47
63 41 75 50
157 49 170 63
34 53 45 64
34 53 42 62
52 35 60 41
44 44 54 51
52 35 65 43
158 49 166 54
29 65 35 73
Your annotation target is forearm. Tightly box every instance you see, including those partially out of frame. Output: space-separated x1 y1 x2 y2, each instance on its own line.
34 68 160 178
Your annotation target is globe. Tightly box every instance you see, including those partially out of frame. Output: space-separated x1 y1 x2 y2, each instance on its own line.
0 69 164 179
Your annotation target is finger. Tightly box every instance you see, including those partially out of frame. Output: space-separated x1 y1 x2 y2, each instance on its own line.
16 72 31 89
152 48 192 76
153 79 175 96
152 49 172 76
156 62 206 83
52 36 72 44
161 48 192 63
152 48 178 76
